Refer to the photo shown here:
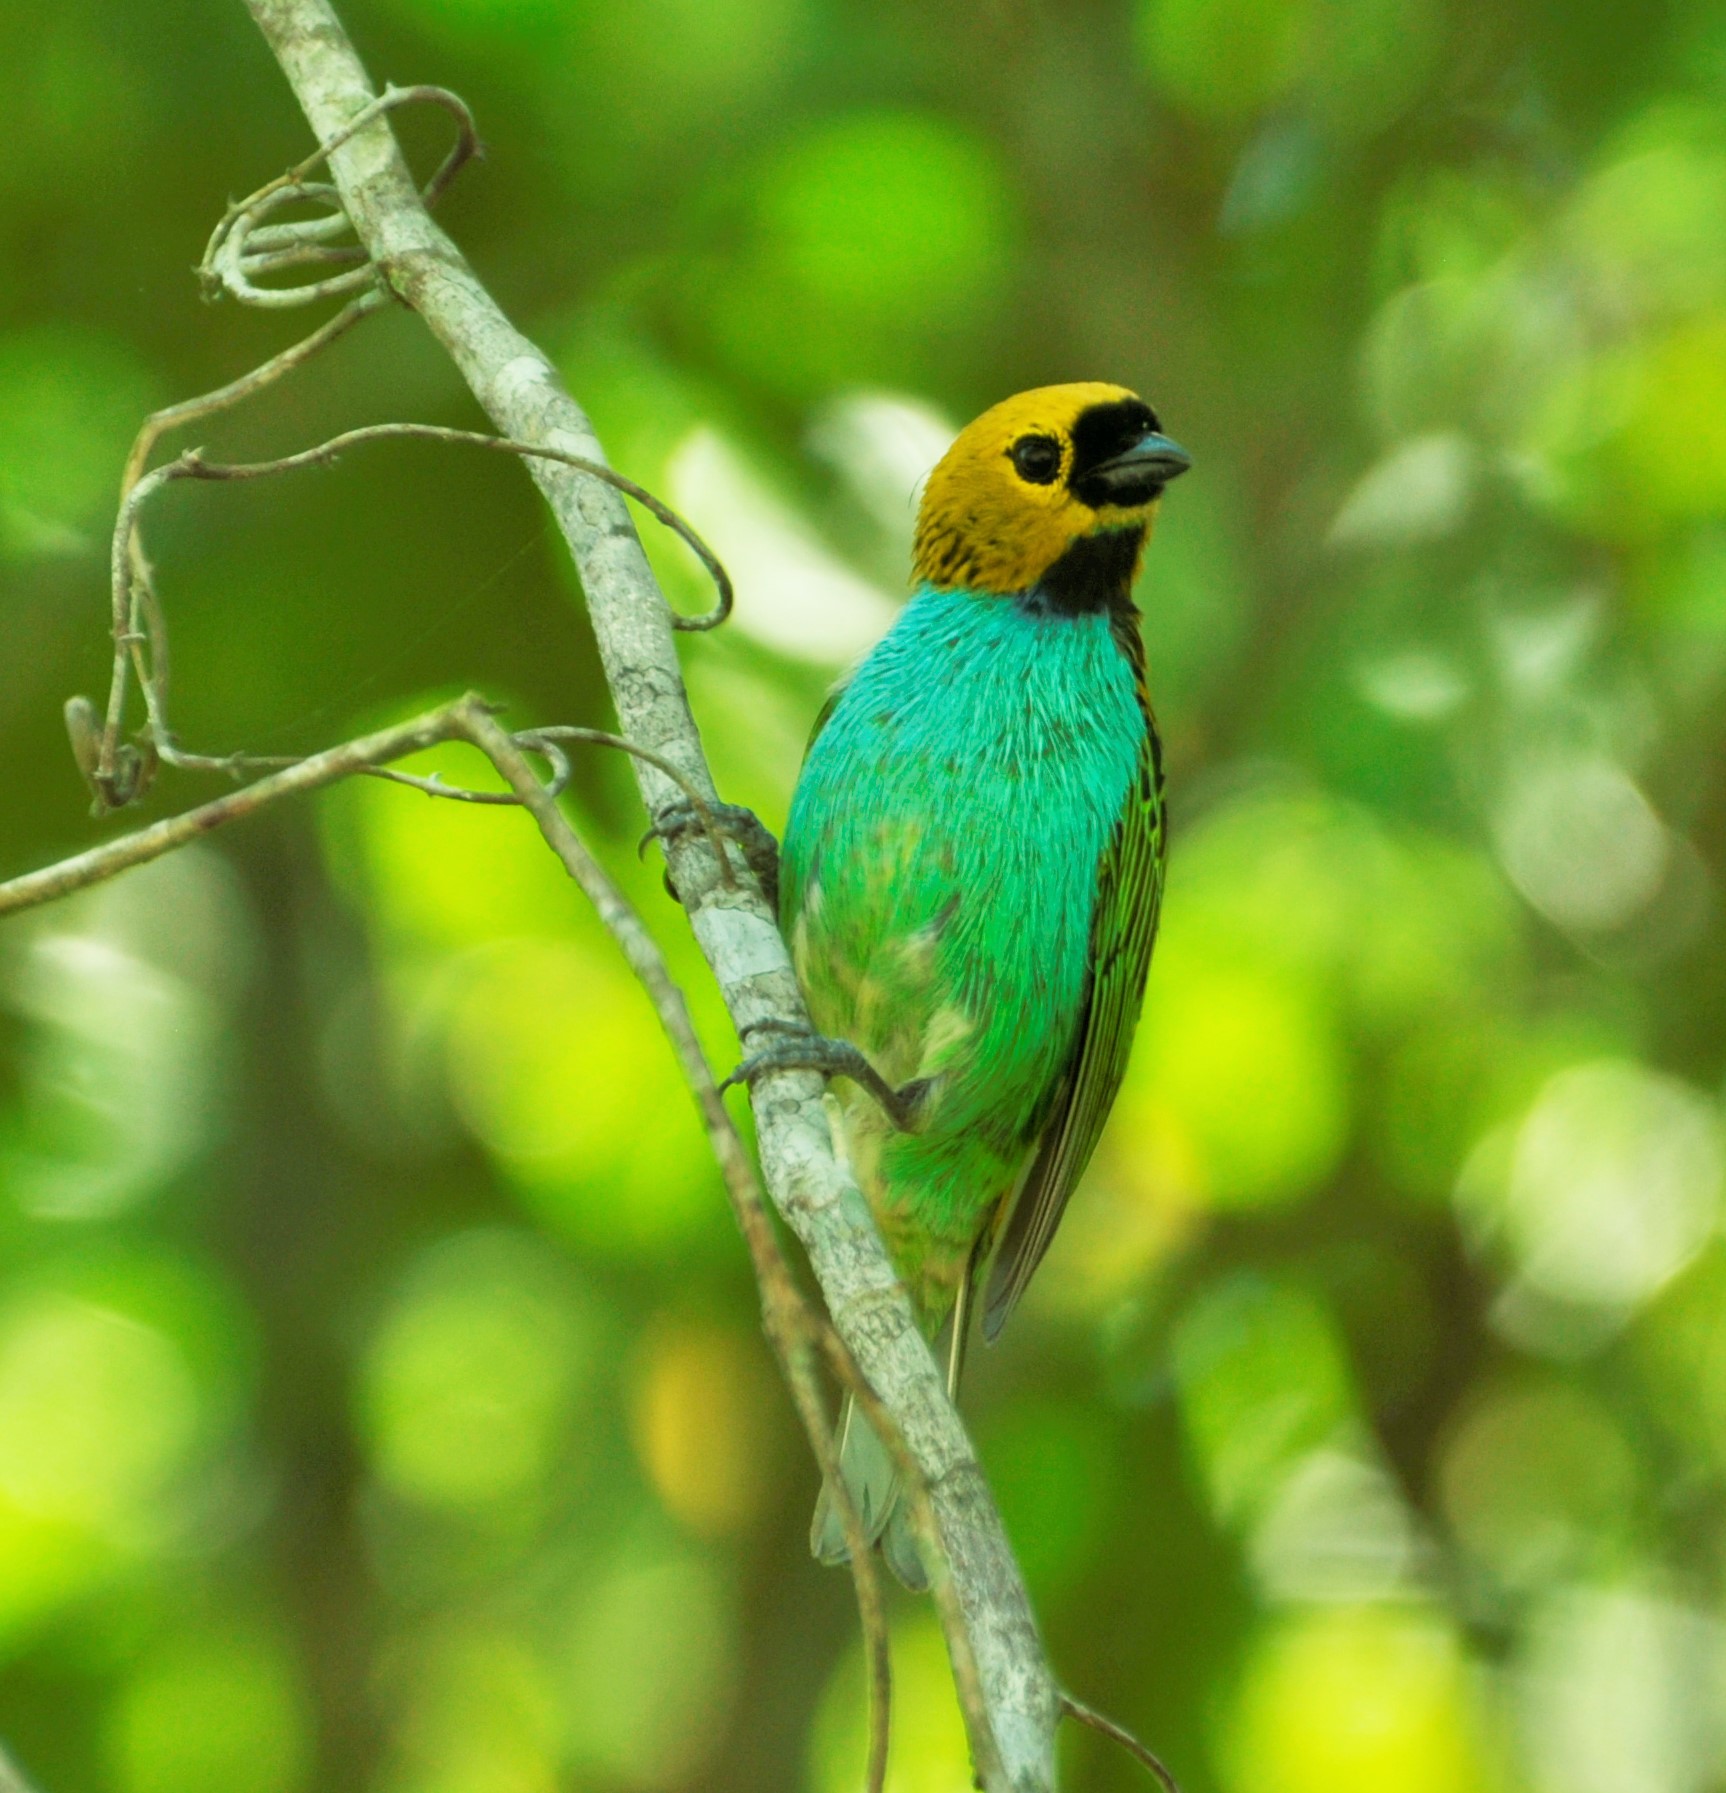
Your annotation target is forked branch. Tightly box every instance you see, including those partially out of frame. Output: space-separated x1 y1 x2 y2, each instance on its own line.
233 4 1063 1785
0 10 1191 1789
4 680 896 1790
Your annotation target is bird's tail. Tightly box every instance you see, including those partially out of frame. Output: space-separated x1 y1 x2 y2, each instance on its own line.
810 1243 983 1592
810 1396 928 1590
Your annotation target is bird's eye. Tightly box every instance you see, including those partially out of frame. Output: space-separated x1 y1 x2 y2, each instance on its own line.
1009 434 1062 485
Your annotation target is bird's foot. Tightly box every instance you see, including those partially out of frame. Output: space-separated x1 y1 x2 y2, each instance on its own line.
722 1022 926 1132
644 800 779 913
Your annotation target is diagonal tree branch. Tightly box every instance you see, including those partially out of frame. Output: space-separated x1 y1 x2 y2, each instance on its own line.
3 703 476 919
463 709 896 1793
84 419 733 811
1 693 896 1793
232 2 1062 1786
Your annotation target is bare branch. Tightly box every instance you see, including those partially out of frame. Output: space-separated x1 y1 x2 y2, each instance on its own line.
1060 1696 1182 1793
101 290 390 809
231 5 1062 1784
0 7 1078 1785
455 707 893 1793
3 700 479 920
8 686 893 1793
199 82 479 309
87 419 733 816
7 697 897 1792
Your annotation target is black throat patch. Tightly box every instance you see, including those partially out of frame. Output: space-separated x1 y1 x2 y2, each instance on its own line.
1018 526 1145 618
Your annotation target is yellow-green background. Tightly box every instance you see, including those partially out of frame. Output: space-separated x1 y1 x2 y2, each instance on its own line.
4 0 1726 1789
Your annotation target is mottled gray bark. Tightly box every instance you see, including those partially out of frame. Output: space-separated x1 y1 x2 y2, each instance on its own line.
237 2 1060 1785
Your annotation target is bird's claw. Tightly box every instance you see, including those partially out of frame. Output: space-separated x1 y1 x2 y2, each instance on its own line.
643 800 780 913
721 1023 926 1132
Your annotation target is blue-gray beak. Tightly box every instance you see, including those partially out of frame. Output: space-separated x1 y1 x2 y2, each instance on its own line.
1089 431 1192 497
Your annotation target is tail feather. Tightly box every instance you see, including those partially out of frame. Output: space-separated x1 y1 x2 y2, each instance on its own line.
810 1397 928 1590
811 1249 984 1593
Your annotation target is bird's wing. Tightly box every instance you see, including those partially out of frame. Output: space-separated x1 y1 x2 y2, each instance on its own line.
805 673 853 751
982 719 1165 1339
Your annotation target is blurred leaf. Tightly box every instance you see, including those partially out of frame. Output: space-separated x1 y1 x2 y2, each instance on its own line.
1457 1059 1723 1317
628 1315 779 1537
809 1615 970 1793
0 326 155 559
1171 1274 1358 1523
106 1628 308 1793
1217 1607 1501 1793
377 1623 560 1793
1129 945 1349 1208
696 111 1018 400
1631 1245 1726 1471
439 938 723 1252
1137 0 1441 133
561 1530 737 1787
1438 1375 1638 1591
360 1229 603 1516
1517 1590 1726 1793
981 1398 1120 1598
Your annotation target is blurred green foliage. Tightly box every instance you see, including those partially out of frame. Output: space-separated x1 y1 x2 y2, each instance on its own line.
3 0 1726 1789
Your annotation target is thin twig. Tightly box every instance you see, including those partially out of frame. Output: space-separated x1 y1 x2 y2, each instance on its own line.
101 289 392 804
805 1318 1006 1791
297 729 719 830
459 710 892 1793
238 12 1063 1783
787 1331 893 1793
7 701 851 1793
199 83 478 308
132 427 732 628
361 738 571 803
214 188 378 308
89 422 731 815
120 292 387 498
242 239 369 277
522 729 734 881
1059 1696 1181 1793
2 700 483 919
51 10 1073 1783
10 699 888 1793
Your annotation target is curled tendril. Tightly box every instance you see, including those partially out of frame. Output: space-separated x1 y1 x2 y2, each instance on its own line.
200 84 480 308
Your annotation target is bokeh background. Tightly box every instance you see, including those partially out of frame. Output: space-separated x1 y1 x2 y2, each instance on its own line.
4 0 1726 1789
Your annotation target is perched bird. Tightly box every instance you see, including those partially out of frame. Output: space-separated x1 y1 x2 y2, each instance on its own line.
772 382 1190 1587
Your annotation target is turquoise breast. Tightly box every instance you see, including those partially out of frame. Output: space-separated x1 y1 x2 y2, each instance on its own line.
782 582 1145 1167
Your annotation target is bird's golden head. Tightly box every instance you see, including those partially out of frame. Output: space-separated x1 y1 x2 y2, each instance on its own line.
912 382 1190 595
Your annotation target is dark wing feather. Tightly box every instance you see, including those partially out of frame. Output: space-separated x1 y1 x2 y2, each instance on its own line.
982 719 1166 1339
805 675 852 751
